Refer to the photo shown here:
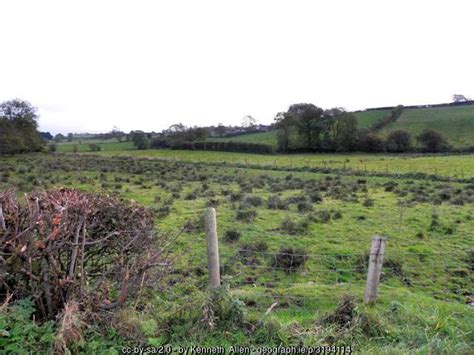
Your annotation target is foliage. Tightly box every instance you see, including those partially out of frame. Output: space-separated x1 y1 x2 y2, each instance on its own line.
0 298 55 353
385 129 412 152
131 131 151 150
357 130 385 152
272 246 308 271
416 129 450 152
0 99 43 155
171 141 274 154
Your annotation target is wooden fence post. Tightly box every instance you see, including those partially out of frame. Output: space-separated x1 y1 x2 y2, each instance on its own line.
364 235 386 304
204 207 220 288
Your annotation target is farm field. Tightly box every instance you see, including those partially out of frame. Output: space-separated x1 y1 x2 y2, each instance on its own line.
55 139 134 152
354 109 391 129
206 131 278 149
100 149 474 179
1 151 473 353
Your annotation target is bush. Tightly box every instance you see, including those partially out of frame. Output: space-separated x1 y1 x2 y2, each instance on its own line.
357 130 385 152
236 209 257 223
297 200 313 213
48 143 57 153
416 129 449 152
363 198 375 207
272 246 308 272
267 195 289 210
243 195 263 207
224 230 241 243
170 141 274 154
385 130 412 152
88 143 101 151
0 189 173 321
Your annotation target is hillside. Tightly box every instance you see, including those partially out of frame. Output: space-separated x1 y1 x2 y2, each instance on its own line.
208 105 474 149
381 105 474 147
354 109 391 128
206 130 278 148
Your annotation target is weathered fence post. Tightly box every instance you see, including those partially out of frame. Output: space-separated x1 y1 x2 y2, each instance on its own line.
364 235 386 304
204 207 220 288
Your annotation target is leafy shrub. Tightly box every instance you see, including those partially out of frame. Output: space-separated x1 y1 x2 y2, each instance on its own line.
267 195 289 210
308 191 323 203
272 246 308 272
297 200 313 212
88 143 101 151
416 129 450 152
243 195 263 207
224 230 241 243
236 209 257 223
0 298 55 353
385 130 412 152
363 198 375 207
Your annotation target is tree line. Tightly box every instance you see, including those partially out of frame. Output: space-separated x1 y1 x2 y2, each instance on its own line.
274 103 451 153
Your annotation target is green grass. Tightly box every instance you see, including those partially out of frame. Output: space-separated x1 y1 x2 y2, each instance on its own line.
382 105 474 147
1 152 473 352
55 140 134 152
206 131 278 148
99 149 474 179
354 109 391 129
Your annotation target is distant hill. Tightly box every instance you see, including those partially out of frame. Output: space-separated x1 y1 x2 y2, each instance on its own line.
354 109 391 129
380 105 474 148
208 104 473 149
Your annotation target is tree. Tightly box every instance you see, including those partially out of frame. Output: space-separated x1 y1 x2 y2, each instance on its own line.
452 94 471 103
288 103 324 150
385 130 412 152
323 108 358 151
40 132 53 140
357 129 385 152
54 133 65 142
130 131 150 150
274 112 296 152
215 124 227 137
0 99 43 154
67 133 73 142
242 115 257 131
416 129 449 152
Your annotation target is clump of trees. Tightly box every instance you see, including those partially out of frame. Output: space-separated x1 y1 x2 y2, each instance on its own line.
416 129 450 152
275 103 452 153
0 99 43 155
274 104 359 153
385 130 412 152
130 131 150 150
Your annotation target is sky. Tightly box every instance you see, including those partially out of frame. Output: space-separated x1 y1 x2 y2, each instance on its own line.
1 0 473 135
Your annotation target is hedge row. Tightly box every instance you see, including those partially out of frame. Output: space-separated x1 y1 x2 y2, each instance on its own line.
170 141 274 154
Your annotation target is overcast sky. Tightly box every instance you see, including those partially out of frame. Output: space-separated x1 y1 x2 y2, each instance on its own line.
1 0 473 134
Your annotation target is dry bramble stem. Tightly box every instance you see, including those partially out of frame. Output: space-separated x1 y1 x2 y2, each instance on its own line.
0 188 179 321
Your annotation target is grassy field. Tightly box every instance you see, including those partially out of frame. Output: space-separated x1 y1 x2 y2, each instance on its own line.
354 109 391 128
100 149 474 179
55 140 133 152
206 131 278 148
382 105 474 147
1 150 473 353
